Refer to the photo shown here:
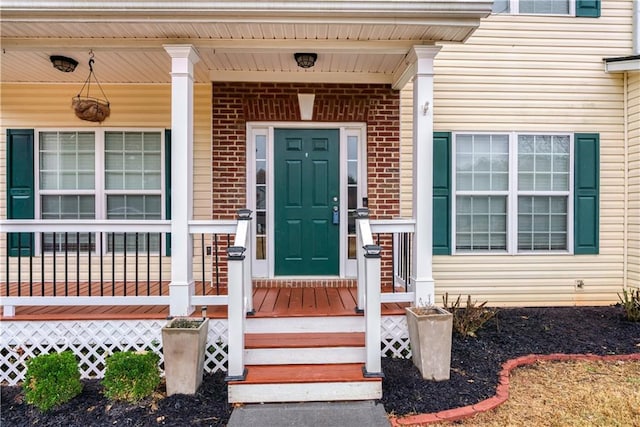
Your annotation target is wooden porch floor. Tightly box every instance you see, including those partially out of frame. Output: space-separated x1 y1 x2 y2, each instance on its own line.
1 286 408 321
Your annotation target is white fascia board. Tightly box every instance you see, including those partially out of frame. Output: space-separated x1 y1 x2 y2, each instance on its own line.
605 58 640 73
209 70 393 84
2 1 494 20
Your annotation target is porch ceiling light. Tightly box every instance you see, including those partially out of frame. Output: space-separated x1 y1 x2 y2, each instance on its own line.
294 52 317 69
50 55 78 72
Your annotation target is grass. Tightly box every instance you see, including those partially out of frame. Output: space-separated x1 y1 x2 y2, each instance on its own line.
432 360 640 426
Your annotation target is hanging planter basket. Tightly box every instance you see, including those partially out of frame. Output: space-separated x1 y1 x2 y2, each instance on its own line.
72 54 111 122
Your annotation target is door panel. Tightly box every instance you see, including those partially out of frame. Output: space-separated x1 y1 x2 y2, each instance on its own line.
275 129 339 275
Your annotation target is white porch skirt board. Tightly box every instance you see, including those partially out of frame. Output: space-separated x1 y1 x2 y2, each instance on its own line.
0 316 409 386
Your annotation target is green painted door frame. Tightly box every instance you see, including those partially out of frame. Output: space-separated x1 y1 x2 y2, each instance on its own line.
274 128 340 275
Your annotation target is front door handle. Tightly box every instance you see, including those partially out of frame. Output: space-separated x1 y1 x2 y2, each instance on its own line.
332 206 339 225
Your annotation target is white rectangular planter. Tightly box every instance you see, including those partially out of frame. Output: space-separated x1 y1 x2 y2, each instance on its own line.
405 306 452 381
162 317 209 396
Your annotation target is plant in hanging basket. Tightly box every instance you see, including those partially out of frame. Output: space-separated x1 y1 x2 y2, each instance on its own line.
72 53 111 123
72 96 110 122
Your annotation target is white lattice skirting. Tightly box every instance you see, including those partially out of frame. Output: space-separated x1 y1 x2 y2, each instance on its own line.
0 316 409 386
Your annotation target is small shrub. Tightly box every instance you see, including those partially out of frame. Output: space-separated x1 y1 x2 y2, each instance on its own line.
443 293 497 337
102 351 161 402
23 351 82 412
618 288 640 322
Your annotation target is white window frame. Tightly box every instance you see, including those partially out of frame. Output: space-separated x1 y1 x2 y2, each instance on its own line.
493 0 576 16
246 122 367 278
452 131 574 255
34 128 166 254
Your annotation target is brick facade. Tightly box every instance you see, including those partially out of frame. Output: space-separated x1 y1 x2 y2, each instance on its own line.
212 82 400 220
211 82 400 285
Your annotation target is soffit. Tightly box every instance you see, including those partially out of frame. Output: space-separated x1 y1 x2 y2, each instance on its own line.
0 1 492 84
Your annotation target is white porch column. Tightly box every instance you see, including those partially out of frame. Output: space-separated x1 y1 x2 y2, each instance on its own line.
410 46 441 306
164 44 200 316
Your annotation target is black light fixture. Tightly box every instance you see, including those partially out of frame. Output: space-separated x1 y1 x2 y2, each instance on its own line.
294 52 317 69
50 55 78 72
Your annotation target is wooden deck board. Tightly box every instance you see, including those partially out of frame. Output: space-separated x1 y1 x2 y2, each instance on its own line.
233 363 380 385
1 285 407 320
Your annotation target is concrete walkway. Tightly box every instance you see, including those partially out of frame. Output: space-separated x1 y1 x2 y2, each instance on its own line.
227 401 390 427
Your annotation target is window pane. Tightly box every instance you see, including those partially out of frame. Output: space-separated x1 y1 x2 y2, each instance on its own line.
256 135 267 159
40 132 95 190
107 195 161 252
518 134 570 191
456 134 509 191
518 196 567 251
492 0 510 13
105 131 162 190
41 195 95 252
456 196 507 251
520 0 569 14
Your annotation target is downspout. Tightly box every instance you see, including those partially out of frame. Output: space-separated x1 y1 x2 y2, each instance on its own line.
623 0 638 290
623 71 628 290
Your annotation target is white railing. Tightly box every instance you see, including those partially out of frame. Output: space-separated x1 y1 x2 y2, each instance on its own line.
225 209 252 381
355 208 383 377
0 218 241 317
369 218 416 304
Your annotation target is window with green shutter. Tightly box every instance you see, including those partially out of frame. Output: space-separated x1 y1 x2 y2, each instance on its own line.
6 129 35 256
444 132 599 255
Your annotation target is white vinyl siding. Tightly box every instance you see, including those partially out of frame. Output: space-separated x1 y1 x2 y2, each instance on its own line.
399 0 633 305
0 83 213 282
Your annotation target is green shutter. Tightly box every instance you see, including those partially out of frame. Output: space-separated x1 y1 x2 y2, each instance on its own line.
576 0 600 17
433 132 452 255
574 133 599 254
6 129 35 256
165 129 172 256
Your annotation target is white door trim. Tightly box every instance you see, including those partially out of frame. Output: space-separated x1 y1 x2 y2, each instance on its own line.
246 122 367 278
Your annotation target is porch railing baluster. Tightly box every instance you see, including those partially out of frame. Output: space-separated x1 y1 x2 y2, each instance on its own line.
146 232 151 295
52 232 57 296
5 234 9 297
123 233 127 297
100 233 104 296
111 233 115 295
64 232 68 296
76 232 80 296
214 233 220 295
29 233 33 293
17 232 22 296
41 232 45 296
135 233 139 296
201 234 206 295
158 233 162 295
88 232 92 297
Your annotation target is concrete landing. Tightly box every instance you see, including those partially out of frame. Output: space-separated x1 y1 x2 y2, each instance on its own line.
227 400 390 427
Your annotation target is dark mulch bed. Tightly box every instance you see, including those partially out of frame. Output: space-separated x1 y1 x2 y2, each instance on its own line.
2 306 639 426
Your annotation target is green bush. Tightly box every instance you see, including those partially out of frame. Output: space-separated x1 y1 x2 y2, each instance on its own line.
23 351 83 412
102 351 161 402
618 288 640 322
443 293 497 337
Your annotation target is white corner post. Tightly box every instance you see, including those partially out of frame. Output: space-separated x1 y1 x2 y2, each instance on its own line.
410 45 441 306
164 44 200 316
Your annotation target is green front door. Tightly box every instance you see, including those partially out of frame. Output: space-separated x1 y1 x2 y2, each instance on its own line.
274 129 340 276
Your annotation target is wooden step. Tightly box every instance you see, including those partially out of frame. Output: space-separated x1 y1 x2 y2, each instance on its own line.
244 332 366 365
245 332 365 349
246 315 364 333
228 363 382 403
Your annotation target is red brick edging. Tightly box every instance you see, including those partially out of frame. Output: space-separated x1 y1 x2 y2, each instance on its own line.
389 353 640 426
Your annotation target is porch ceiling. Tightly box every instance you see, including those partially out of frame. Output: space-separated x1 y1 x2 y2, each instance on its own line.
0 1 492 85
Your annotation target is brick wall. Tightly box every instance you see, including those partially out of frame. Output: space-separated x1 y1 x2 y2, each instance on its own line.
212 82 400 220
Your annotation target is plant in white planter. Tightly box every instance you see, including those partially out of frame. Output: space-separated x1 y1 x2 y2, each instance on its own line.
405 304 453 381
161 317 209 396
